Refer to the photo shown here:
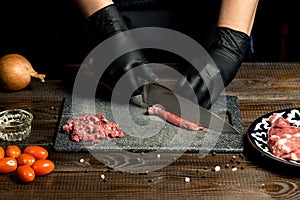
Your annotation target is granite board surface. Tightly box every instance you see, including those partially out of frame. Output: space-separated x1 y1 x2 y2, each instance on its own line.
53 95 244 153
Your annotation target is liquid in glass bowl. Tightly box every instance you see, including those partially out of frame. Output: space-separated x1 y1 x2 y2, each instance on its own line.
0 109 33 142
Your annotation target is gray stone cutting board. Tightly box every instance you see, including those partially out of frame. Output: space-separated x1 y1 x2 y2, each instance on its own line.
53 95 244 153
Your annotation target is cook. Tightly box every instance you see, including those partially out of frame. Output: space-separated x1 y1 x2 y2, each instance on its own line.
74 0 259 109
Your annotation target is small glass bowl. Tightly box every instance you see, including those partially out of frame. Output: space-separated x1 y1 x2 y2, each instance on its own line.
0 109 33 142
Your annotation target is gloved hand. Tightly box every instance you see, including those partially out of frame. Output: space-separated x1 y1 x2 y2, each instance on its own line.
87 4 160 98
174 27 250 109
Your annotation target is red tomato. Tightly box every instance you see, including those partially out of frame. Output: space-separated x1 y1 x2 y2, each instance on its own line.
17 165 35 182
0 147 4 159
5 145 21 158
24 146 48 160
0 157 17 174
17 153 36 166
31 159 54 176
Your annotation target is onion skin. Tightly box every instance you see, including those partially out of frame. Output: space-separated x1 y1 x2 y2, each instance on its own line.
0 54 45 91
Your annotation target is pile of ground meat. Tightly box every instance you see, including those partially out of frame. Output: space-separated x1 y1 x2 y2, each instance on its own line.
62 113 124 144
268 113 300 161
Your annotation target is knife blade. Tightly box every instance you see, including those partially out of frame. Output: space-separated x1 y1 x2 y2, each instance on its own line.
142 83 241 134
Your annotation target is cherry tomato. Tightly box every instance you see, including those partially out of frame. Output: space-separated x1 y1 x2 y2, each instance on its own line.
0 147 4 159
5 145 21 158
17 153 36 166
0 157 17 174
31 159 54 176
24 146 48 160
17 165 35 182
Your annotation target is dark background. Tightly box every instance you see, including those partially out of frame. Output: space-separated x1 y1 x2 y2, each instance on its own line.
0 0 299 78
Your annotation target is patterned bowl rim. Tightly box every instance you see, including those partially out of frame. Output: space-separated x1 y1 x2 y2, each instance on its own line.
246 108 300 168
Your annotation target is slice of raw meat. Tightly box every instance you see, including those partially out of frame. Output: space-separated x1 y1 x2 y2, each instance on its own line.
148 104 205 131
268 113 300 161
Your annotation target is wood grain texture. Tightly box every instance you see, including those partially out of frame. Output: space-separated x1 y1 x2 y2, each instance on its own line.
0 62 300 200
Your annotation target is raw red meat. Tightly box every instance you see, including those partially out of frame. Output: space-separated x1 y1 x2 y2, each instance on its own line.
62 113 124 144
148 104 205 131
268 113 300 161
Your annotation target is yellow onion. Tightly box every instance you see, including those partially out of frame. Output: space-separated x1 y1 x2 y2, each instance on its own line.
0 54 45 91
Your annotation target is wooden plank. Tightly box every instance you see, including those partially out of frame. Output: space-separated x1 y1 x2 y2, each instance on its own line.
1 153 300 199
0 62 300 199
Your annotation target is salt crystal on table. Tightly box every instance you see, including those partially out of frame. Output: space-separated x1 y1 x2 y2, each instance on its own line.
184 177 190 182
214 166 221 171
232 167 238 171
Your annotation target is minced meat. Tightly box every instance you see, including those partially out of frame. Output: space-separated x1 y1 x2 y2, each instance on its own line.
62 113 124 144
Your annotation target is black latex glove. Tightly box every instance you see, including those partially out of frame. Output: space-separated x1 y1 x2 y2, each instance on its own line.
174 27 250 109
87 4 159 98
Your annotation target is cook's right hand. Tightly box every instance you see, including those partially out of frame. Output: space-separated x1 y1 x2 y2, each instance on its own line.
87 4 160 98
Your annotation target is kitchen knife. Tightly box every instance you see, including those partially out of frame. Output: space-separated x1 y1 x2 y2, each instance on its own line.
142 83 241 134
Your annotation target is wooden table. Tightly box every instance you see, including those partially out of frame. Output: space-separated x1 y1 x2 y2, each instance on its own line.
1 62 300 199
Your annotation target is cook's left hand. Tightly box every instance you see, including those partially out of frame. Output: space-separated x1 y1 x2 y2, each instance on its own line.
174 27 250 109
